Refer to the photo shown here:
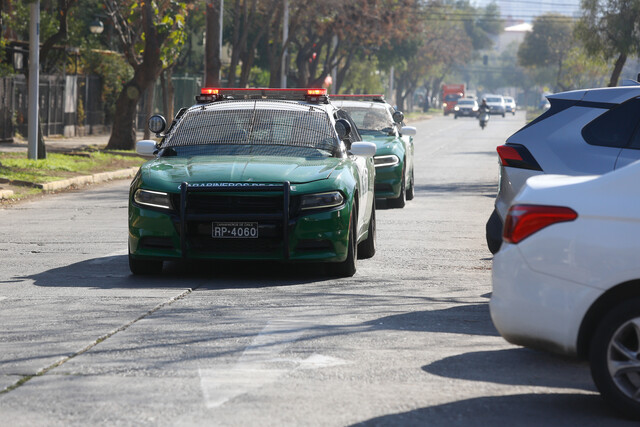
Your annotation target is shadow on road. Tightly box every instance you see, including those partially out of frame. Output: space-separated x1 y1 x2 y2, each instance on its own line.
413 182 496 197
350 393 631 426
21 255 331 289
423 348 595 391
362 303 499 336
457 150 498 157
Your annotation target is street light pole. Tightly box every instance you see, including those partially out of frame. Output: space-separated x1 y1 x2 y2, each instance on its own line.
219 0 223 82
28 1 40 160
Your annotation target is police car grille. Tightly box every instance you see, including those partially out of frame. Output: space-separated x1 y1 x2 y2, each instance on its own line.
173 194 283 215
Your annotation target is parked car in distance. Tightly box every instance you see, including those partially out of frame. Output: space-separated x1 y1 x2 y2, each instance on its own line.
331 95 416 208
453 99 479 118
491 161 640 420
129 88 377 277
483 94 506 117
504 96 516 115
485 84 640 254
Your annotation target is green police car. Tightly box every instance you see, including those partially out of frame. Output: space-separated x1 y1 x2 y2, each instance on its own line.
129 88 377 277
331 95 416 208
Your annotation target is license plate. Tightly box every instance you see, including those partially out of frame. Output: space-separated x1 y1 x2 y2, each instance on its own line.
212 222 259 239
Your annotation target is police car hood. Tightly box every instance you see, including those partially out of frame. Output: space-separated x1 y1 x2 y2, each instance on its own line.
141 155 341 189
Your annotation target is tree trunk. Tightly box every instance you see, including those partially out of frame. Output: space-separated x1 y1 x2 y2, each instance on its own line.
106 0 163 150
608 52 628 87
107 82 139 150
334 50 354 94
205 0 222 87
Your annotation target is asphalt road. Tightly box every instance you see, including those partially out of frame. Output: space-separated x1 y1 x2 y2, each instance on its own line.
0 112 634 426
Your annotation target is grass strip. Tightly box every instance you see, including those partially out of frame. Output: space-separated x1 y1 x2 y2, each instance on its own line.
0 151 145 184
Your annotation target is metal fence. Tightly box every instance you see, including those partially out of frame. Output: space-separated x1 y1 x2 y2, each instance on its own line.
12 75 66 137
0 74 203 141
137 75 202 130
0 78 13 142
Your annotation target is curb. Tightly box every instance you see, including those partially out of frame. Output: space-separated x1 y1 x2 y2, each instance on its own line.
0 167 139 194
37 167 140 191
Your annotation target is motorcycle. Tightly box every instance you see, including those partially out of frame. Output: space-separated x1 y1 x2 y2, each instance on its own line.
478 111 489 129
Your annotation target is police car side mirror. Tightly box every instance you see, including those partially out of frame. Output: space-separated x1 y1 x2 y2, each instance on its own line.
148 114 167 135
401 126 416 136
392 111 404 124
136 140 158 156
349 141 376 157
335 119 352 140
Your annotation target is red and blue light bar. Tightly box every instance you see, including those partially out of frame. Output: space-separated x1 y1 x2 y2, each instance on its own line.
196 88 328 103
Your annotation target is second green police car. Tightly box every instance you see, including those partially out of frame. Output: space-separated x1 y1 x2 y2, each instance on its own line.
331 95 416 208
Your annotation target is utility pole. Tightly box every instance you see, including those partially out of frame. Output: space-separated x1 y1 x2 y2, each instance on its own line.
330 36 337 94
280 0 288 88
28 1 39 160
204 0 223 86
389 66 395 106
219 0 223 82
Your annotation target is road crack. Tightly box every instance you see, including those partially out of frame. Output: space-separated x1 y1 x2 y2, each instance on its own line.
0 287 197 395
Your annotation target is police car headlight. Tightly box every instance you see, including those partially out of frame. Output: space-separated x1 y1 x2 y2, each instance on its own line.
454 106 459 111
374 155 400 168
473 107 478 111
300 191 344 210
134 189 172 210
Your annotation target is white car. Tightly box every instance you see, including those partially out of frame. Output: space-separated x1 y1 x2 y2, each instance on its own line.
503 96 516 115
483 94 506 117
491 161 640 420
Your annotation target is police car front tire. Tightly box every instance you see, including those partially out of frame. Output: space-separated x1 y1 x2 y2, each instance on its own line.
129 253 163 275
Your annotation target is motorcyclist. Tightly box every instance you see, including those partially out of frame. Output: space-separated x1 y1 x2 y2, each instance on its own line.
478 98 490 129
478 98 489 116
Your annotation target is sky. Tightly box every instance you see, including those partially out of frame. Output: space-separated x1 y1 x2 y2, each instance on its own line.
474 0 582 21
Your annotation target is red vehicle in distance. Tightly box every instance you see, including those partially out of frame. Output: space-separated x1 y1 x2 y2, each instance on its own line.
442 84 465 116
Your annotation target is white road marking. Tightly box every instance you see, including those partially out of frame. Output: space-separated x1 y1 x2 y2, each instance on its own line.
199 319 348 408
296 354 348 370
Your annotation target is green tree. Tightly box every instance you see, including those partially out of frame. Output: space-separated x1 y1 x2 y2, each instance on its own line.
576 0 640 87
518 13 574 91
104 0 189 150
454 0 503 50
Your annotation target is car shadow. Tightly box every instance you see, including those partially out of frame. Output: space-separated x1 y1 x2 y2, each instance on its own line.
361 303 500 336
413 182 497 197
20 255 333 289
457 150 498 157
422 348 595 391
350 393 630 426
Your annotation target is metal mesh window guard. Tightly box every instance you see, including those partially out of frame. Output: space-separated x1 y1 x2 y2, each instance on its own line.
333 103 393 132
162 100 338 155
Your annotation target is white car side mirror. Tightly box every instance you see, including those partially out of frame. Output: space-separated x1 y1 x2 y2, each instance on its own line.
349 141 377 157
136 140 158 156
401 126 417 136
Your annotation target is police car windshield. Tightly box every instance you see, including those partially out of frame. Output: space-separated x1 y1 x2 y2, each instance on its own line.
161 100 339 157
337 105 394 135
